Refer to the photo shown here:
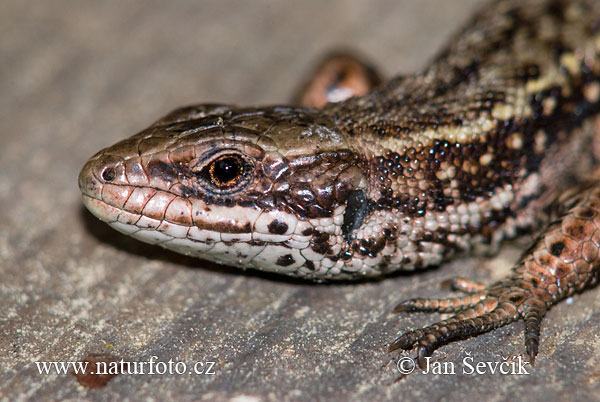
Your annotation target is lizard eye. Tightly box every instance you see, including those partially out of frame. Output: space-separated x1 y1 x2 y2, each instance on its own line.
208 155 243 187
196 152 253 193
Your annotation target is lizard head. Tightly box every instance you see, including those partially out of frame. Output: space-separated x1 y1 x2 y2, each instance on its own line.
79 104 369 278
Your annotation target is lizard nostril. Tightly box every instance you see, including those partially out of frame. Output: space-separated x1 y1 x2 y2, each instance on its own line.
101 166 116 182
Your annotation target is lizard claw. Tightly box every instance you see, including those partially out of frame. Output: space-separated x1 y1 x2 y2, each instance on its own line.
390 289 538 365
417 345 433 369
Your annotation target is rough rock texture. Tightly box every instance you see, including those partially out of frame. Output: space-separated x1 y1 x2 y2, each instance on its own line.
2 1 599 401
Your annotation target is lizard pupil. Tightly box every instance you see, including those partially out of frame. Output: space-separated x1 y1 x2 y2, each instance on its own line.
208 156 242 187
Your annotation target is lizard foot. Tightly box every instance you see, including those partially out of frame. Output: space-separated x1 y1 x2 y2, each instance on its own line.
389 280 549 368
390 183 600 368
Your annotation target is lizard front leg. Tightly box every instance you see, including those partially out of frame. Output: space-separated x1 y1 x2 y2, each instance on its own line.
390 183 600 368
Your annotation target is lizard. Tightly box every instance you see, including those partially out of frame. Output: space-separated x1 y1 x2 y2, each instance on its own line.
78 0 600 368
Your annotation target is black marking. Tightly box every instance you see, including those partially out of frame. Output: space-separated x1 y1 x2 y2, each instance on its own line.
509 294 526 304
577 208 595 219
150 161 177 182
268 220 289 235
550 241 565 257
342 190 369 240
302 227 314 236
276 254 295 267
310 231 331 255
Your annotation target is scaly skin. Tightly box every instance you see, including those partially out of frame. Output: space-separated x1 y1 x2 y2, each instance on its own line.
79 0 600 366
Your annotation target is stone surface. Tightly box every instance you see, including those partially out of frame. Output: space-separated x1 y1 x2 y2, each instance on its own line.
1 1 599 401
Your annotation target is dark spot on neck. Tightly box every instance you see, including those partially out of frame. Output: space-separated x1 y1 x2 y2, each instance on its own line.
268 220 289 235
342 190 369 240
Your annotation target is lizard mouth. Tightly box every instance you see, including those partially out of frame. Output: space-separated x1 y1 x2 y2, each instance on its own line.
78 148 317 275
80 188 318 276
79 154 208 248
